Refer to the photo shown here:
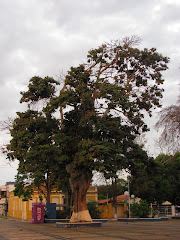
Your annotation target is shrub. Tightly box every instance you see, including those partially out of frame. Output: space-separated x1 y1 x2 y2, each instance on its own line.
87 200 103 219
56 208 71 219
131 200 151 218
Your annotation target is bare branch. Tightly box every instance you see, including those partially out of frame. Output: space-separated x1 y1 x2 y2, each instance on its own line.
0 117 14 131
155 92 180 154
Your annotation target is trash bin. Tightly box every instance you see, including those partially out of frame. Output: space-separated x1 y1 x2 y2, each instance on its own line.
32 203 45 223
46 203 56 219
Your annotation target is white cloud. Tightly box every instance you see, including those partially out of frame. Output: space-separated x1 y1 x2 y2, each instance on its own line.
167 22 180 33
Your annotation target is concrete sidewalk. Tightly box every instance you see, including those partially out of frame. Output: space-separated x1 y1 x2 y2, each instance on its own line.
0 217 180 240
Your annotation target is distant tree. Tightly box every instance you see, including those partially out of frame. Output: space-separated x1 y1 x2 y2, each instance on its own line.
130 152 180 205
154 152 180 205
155 92 180 154
130 155 171 204
162 152 180 205
98 179 127 200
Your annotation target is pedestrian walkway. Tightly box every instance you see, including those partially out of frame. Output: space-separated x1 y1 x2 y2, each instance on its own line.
0 217 180 239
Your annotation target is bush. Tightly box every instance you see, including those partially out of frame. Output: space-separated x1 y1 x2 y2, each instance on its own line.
131 200 151 218
56 210 66 219
56 208 71 219
87 200 103 219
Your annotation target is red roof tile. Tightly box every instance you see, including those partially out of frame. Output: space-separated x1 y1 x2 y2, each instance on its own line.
98 194 129 204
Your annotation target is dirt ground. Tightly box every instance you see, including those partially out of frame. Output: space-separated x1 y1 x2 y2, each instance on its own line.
0 218 180 240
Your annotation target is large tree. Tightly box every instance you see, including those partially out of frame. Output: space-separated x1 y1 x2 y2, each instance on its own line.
5 37 169 222
47 37 169 222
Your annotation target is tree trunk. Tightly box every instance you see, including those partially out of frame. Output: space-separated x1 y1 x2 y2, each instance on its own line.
67 166 93 222
46 187 51 204
45 174 51 204
64 190 73 218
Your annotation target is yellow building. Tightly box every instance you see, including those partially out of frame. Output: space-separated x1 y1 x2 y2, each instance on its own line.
98 202 126 219
8 186 98 220
98 194 129 219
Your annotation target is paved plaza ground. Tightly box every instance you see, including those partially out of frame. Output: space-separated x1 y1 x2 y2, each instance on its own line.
0 217 180 240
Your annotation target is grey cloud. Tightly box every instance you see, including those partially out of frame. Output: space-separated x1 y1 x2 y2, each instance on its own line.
0 0 179 183
158 3 180 23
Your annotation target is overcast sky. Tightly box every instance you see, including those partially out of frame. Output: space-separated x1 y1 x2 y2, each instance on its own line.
0 0 179 185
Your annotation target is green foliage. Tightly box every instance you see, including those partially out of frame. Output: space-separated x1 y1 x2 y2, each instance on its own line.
7 76 69 202
55 37 169 186
130 156 171 204
162 152 180 205
87 200 103 219
130 152 180 205
8 110 62 200
20 76 59 103
13 174 33 201
98 194 107 200
131 201 151 218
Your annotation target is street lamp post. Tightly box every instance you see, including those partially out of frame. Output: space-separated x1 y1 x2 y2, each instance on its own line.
130 194 135 217
126 180 135 218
